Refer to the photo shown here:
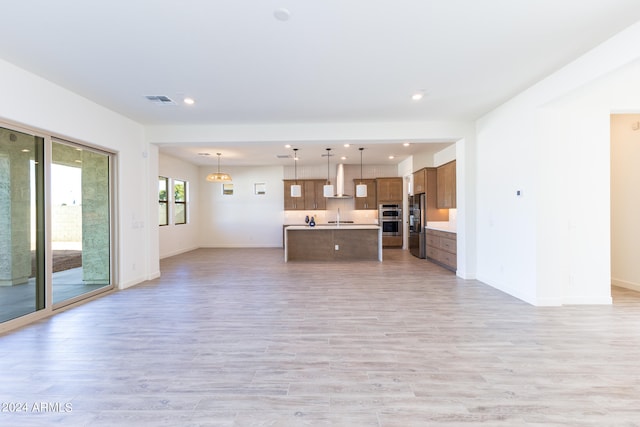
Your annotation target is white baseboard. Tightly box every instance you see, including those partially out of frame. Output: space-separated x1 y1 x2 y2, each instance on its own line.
456 269 476 280
199 244 284 248
475 274 539 305
562 295 613 305
160 246 200 259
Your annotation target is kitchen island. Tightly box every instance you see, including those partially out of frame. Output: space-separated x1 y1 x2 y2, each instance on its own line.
284 225 382 262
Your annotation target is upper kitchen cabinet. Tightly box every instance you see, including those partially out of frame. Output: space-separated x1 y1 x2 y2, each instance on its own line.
376 177 403 203
436 161 456 209
413 167 447 220
413 168 426 194
304 180 327 210
283 180 304 210
353 179 377 210
283 179 326 211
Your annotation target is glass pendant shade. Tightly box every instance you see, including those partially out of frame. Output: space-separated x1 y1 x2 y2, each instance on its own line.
323 147 333 197
356 183 367 197
206 153 232 182
291 148 301 197
356 147 367 197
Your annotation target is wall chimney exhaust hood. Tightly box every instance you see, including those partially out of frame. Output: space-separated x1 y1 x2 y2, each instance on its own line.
327 164 352 199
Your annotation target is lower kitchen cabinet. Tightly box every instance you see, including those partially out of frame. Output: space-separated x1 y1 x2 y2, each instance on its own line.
425 228 456 272
382 235 402 248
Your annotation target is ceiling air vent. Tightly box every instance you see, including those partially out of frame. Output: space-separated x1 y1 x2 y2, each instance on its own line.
276 154 292 159
144 95 176 105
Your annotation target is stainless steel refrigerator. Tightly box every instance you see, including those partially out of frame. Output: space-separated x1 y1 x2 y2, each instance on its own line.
409 194 426 258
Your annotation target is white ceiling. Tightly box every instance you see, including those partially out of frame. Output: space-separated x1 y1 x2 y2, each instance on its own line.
2 0 640 166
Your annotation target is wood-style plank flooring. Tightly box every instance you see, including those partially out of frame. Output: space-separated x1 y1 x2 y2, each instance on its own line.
1 248 640 426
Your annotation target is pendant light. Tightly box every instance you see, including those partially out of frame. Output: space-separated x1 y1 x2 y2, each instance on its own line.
290 148 302 197
206 153 232 182
323 148 334 197
356 147 367 197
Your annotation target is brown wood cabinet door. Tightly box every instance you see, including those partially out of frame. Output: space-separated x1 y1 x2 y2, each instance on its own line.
425 168 448 221
353 179 377 210
436 161 456 209
376 177 402 202
313 180 327 210
303 181 317 210
413 169 426 194
283 180 304 210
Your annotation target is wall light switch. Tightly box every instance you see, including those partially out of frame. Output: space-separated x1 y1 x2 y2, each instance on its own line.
335 245 339 250
516 190 522 196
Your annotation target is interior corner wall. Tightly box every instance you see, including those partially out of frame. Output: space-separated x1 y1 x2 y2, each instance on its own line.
199 165 285 248
0 58 153 291
611 114 640 291
158 152 201 258
147 144 161 280
476 102 539 304
475 21 640 305
455 135 476 280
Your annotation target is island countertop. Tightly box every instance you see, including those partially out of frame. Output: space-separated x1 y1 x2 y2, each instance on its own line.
285 224 380 230
284 225 382 261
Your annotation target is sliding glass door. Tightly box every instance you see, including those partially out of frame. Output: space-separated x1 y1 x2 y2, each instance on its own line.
0 127 44 323
51 140 112 306
0 125 115 325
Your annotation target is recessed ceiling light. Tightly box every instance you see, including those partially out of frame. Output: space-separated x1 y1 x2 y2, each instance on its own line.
411 93 424 101
274 8 291 21
184 97 195 105
403 142 411 147
21 149 30 153
344 144 350 148
341 156 347 160
388 155 395 160
284 144 291 149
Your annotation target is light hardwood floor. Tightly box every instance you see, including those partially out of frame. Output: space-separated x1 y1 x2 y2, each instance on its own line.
1 248 640 426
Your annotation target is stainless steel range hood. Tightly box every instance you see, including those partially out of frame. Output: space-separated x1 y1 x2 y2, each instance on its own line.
327 164 353 199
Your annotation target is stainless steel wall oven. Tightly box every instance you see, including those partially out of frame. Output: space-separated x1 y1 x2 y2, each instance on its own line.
379 204 402 236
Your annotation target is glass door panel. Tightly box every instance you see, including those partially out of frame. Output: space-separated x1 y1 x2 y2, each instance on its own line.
51 140 111 305
0 127 44 323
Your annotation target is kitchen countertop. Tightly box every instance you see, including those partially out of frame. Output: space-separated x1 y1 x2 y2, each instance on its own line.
425 224 457 233
286 224 380 230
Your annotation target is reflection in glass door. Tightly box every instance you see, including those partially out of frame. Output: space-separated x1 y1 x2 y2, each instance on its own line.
0 127 44 323
51 140 112 305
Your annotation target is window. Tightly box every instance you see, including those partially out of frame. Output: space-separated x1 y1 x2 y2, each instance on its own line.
159 176 168 226
174 179 187 225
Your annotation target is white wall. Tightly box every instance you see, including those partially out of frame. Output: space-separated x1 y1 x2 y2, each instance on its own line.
610 118 640 290
0 58 157 292
476 21 640 305
434 144 456 167
199 165 285 247
158 153 201 258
